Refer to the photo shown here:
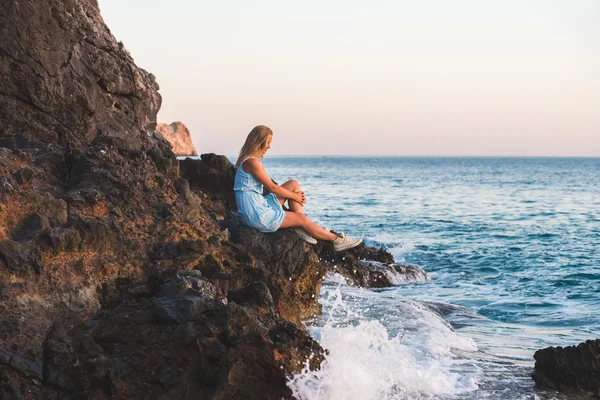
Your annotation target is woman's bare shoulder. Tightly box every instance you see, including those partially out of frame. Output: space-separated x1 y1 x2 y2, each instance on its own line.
242 157 261 172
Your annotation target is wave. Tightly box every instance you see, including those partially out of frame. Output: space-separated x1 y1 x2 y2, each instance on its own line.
288 286 479 399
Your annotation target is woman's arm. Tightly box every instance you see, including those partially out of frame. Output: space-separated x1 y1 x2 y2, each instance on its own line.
243 159 304 204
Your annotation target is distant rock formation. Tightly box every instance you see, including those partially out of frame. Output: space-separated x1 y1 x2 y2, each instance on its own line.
532 339 600 396
0 0 161 150
156 122 198 156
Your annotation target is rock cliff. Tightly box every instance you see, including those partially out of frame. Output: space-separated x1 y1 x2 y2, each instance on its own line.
0 1 428 398
156 122 199 156
0 0 161 150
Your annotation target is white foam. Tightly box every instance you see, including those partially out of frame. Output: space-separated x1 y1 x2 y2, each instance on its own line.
388 241 416 259
381 267 429 284
324 272 348 285
289 287 479 400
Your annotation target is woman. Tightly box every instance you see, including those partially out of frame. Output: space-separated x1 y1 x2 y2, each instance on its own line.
234 125 362 251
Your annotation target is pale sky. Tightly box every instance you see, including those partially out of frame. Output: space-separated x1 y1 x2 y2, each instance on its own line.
98 0 600 156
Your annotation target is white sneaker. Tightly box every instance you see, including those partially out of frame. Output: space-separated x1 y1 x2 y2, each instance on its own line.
294 228 317 244
332 232 362 251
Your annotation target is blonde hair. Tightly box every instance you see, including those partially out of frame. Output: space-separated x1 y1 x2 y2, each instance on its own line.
235 125 273 167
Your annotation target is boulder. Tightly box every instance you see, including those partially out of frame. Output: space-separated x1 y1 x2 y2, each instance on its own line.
0 240 43 274
45 227 82 252
225 212 314 278
13 213 50 242
532 339 600 395
179 154 236 210
155 122 198 156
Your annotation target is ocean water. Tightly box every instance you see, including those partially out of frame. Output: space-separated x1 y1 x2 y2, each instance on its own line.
258 157 600 400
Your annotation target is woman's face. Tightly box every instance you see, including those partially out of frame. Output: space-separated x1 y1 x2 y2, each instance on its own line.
262 135 272 156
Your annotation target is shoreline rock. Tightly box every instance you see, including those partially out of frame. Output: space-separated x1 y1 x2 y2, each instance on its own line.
532 339 600 397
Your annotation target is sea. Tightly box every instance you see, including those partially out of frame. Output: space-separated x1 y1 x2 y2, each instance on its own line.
255 156 600 400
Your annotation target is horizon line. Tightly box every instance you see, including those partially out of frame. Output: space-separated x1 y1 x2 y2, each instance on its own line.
181 154 600 159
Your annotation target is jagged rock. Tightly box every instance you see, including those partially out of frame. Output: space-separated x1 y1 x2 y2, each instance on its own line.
45 227 82 252
0 0 161 149
152 276 218 325
0 240 43 274
179 154 236 210
68 215 119 252
361 261 430 287
225 212 314 277
13 213 50 242
39 196 68 226
0 348 43 380
155 122 198 156
160 275 217 299
152 295 214 325
532 339 600 395
228 281 275 309
312 239 430 287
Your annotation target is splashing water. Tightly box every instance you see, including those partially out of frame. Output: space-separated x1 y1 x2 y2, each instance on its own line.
289 285 479 400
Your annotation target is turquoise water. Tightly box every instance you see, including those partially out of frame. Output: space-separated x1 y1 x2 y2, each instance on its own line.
261 157 600 399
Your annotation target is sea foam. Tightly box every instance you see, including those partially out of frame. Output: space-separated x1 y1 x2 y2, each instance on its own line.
288 286 479 400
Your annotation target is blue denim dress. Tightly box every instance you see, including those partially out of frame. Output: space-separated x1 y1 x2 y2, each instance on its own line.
233 158 286 232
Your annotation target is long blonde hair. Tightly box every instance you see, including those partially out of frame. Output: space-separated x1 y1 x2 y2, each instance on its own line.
235 125 273 167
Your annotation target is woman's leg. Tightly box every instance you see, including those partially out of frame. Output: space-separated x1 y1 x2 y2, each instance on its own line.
277 180 303 212
280 211 337 241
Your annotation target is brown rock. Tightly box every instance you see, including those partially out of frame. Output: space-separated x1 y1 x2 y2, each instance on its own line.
156 122 199 156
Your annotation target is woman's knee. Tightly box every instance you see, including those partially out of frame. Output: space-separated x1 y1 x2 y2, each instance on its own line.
284 179 300 191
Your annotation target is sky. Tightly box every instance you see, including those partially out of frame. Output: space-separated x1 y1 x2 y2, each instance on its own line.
97 0 600 156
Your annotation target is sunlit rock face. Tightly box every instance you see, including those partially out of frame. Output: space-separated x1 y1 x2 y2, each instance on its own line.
0 0 161 150
156 122 199 156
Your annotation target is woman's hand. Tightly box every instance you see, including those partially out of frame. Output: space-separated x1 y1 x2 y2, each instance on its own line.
293 191 306 206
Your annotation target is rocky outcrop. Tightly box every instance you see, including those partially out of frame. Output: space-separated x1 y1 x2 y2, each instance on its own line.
0 1 429 398
0 134 326 399
532 339 600 396
156 122 199 156
0 0 161 150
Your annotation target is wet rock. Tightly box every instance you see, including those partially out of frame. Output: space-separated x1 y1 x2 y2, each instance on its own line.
0 240 43 274
362 261 430 287
13 214 50 242
532 339 600 394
